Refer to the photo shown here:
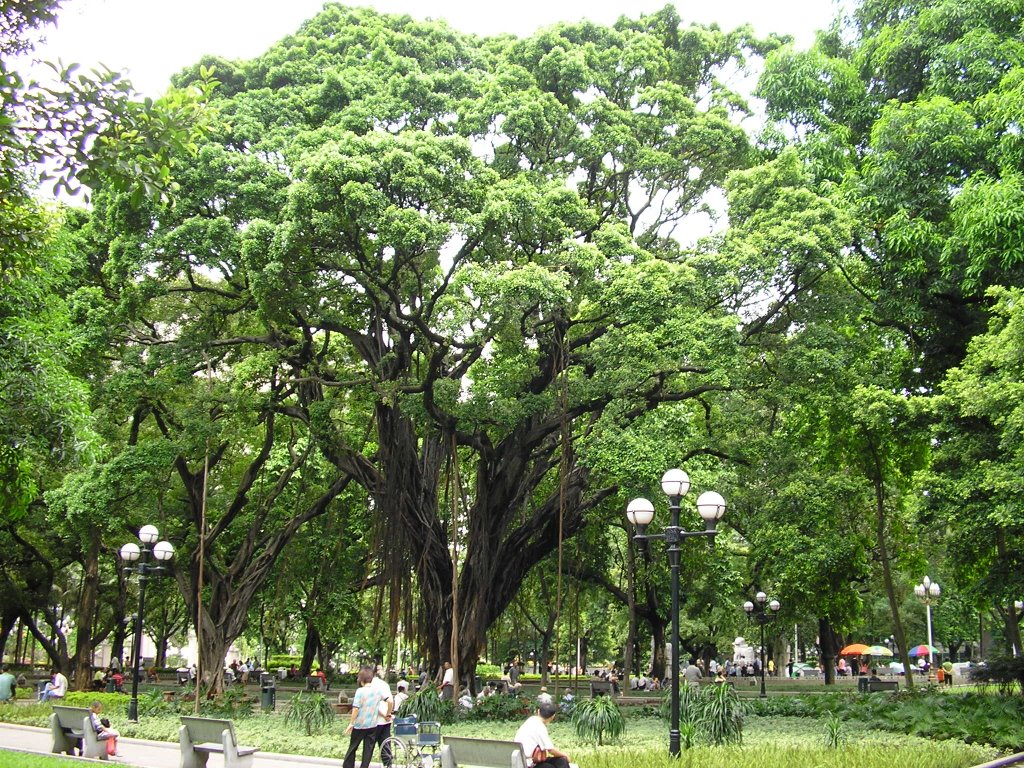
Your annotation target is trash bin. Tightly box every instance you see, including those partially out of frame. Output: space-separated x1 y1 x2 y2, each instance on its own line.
260 673 276 712
105 678 116 693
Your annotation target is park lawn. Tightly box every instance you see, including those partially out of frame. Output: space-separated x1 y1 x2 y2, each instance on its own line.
0 703 999 768
0 752 83 767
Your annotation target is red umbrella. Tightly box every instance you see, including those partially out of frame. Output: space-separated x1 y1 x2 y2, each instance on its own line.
840 643 871 656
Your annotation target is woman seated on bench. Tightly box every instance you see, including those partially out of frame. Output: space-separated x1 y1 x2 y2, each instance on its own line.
89 701 120 757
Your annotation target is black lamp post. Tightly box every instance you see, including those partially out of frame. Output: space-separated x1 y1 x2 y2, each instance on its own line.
120 525 174 722
626 468 726 759
742 592 780 699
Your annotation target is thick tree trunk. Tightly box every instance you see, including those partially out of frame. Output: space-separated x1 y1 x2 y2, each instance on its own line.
73 531 102 691
996 531 1023 654
650 620 667 680
0 610 17 663
111 569 129 666
300 622 320 677
818 617 840 685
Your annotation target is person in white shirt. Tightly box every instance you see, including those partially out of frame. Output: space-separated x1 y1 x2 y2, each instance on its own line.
370 667 394 767
440 662 454 700
514 701 570 768
393 680 409 713
39 668 68 702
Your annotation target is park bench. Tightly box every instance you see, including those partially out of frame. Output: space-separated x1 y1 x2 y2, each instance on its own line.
589 679 615 697
50 705 107 760
866 680 899 693
179 716 258 768
440 736 578 768
177 670 191 685
305 675 325 692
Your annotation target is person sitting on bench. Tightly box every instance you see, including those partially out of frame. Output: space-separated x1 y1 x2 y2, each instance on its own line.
514 701 572 768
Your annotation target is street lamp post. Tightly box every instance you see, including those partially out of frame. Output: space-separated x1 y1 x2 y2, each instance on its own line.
914 576 941 674
742 592 780 699
120 524 175 722
626 468 726 759
1013 601 1023 657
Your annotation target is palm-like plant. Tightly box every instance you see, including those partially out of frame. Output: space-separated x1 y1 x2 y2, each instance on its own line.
284 692 335 736
701 682 744 745
571 694 626 745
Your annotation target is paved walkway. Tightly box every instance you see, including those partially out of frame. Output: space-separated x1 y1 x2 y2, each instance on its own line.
0 721 367 767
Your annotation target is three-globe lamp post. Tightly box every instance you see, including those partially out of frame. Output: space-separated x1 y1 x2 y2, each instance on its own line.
120 525 174 721
742 591 780 699
626 468 726 759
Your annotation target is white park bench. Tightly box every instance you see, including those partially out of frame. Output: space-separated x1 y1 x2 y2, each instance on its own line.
179 716 258 768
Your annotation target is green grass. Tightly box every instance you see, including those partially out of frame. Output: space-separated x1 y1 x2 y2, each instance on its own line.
0 753 83 767
0 696 1002 768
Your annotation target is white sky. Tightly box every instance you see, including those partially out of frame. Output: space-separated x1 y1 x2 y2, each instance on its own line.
29 0 846 97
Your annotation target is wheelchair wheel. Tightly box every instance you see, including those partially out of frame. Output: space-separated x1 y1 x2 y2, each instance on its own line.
381 735 415 768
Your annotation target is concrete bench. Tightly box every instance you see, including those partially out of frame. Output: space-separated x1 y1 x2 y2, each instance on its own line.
866 680 899 693
305 675 325 692
179 716 258 768
440 736 577 768
589 680 616 697
440 736 528 768
51 705 108 760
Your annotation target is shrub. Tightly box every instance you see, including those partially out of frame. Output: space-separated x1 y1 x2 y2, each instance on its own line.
475 663 503 679
571 694 626 745
215 687 256 718
63 691 129 710
462 692 532 721
969 657 1024 696
284 692 335 736
397 683 457 724
267 654 302 669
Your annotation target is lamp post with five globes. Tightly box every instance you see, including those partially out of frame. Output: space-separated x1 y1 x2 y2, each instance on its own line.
625 468 726 759
913 576 940 673
120 525 175 721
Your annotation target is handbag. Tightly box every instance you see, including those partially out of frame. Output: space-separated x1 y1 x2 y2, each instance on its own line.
106 737 117 756
531 745 547 764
